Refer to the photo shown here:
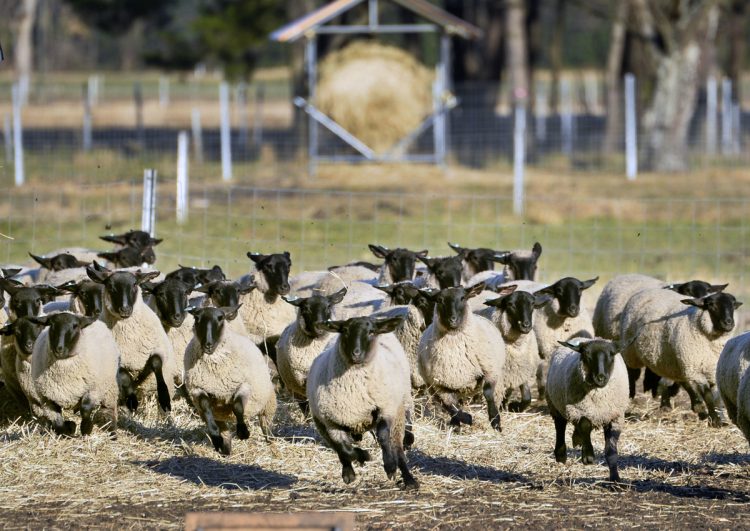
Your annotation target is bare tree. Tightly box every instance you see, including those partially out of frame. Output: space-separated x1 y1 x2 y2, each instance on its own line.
506 0 529 108
14 0 38 94
640 0 720 172
725 0 747 102
603 1 629 154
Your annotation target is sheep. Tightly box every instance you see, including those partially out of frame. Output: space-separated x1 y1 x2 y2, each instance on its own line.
533 276 598 399
87 264 178 414
481 288 552 411
466 242 543 290
184 306 276 455
546 338 630 482
417 283 508 431
98 245 157 268
621 289 742 426
448 242 504 282
276 288 347 411
58 280 105 318
316 265 379 296
0 316 46 412
165 264 225 289
42 247 102 266
99 229 162 250
331 282 388 320
289 270 330 298
308 314 418 489
31 313 120 437
0 268 23 326
415 255 465 289
192 277 261 340
593 274 728 399
716 332 750 434
28 252 90 283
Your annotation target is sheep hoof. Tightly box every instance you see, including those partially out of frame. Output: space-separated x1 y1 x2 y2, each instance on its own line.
125 394 139 412
354 448 371 464
508 401 528 413
696 409 709 420
459 411 473 426
403 431 415 449
709 416 722 428
342 465 356 484
554 447 567 463
80 418 94 436
581 453 595 465
236 423 250 440
402 477 420 491
60 420 77 437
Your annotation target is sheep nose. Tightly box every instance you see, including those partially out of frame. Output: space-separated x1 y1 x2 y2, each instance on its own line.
594 374 607 387
522 320 532 329
721 319 734 329
280 283 290 295
568 305 579 317
25 341 33 351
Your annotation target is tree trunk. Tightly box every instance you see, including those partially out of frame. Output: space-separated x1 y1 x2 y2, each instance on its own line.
549 0 565 112
603 1 629 154
14 0 38 101
286 0 316 157
726 0 747 103
643 3 720 172
506 0 528 107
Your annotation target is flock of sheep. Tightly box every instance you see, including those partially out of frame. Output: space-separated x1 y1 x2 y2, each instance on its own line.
0 230 748 491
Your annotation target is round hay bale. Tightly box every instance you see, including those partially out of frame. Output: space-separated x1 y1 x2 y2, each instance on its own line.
317 41 434 153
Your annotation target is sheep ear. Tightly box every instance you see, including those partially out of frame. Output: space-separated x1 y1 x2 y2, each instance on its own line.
236 276 256 294
55 280 77 292
0 278 23 295
97 251 118 262
187 307 202 318
368 244 389 259
531 242 542 259
414 249 429 258
0 323 14 336
580 277 599 290
681 298 703 308
220 304 242 321
86 266 109 284
194 281 216 294
483 296 505 308
328 287 347 305
663 283 683 292
282 295 304 307
448 242 466 256
734 301 743 309
711 283 729 293
37 285 59 303
27 316 49 327
494 284 518 297
1 267 22 279
140 281 159 295
535 284 554 296
465 282 485 299
416 255 435 268
558 340 582 353
92 260 110 272
151 238 164 246
136 271 160 285
29 253 52 269
372 316 404 335
318 320 345 333
534 294 553 308
79 315 98 329
247 252 266 264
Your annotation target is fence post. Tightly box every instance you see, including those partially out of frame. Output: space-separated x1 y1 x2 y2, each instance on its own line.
732 102 741 155
535 81 547 142
134 82 144 149
88 75 99 107
706 76 717 156
82 82 92 152
513 105 526 216
159 76 170 107
176 131 189 224
3 114 12 164
141 169 157 236
220 82 232 181
624 73 637 180
236 82 248 147
191 108 204 164
253 82 265 147
12 83 24 187
560 77 573 156
721 77 733 156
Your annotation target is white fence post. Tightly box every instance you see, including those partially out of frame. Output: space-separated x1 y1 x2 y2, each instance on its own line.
159 76 170 107
560 77 573 156
176 132 189 224
535 81 547 142
513 105 526 216
3 114 12 164
721 77 733 156
82 83 92 152
706 76 717 156
236 82 248 146
732 102 741 155
220 82 232 181
141 169 157 236
253 83 265 147
624 73 638 180
12 83 25 187
191 108 204 164
88 75 99 107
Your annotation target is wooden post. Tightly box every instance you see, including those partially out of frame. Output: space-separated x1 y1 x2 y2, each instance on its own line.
134 82 144 149
306 37 318 177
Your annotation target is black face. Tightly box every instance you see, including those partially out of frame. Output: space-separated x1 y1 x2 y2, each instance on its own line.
39 313 97 359
419 255 464 289
61 280 104 318
449 243 498 276
538 276 598 318
320 315 403 365
682 292 742 334
248 252 291 297
99 245 154 268
88 267 159 319
486 291 550 334
0 317 45 357
375 282 419 306
30 253 87 271
199 278 256 308
284 289 346 338
369 245 428 283
493 242 542 281
166 265 225 289
431 284 484 331
666 280 727 299
0 281 58 319
413 288 438 326
100 229 162 249
566 340 618 388
145 278 191 328
190 306 239 354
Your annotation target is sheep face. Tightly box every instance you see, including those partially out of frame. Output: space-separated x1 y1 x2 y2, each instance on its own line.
369 245 428 283
189 305 240 354
98 245 155 267
142 278 191 329
248 252 292 297
414 288 438 326
0 280 58 319
87 266 160 319
0 317 45 357
664 280 727 298
418 255 464 289
33 313 98 359
166 265 225 289
198 278 256 307
375 282 419 306
60 280 104 318
283 288 346 338
681 292 742 333
320 315 404 365
537 276 598 318
430 283 486 331
448 243 500 277
100 229 162 249
560 339 618 388
485 290 551 334
491 242 542 280
29 252 89 272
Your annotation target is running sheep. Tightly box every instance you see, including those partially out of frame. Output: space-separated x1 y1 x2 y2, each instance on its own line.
308 315 418 489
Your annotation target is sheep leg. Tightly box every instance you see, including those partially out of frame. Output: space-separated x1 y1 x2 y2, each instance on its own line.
502 387 514 410
577 417 595 465
390 409 418 490
313 417 370 485
642 367 660 396
508 384 532 412
436 391 472 428
552 411 567 463
44 401 76 437
375 417 398 480
657 378 682 409
627 367 641 399
197 394 230 455
216 420 233 456
699 383 721 428
483 381 502 432
403 408 414 449
79 394 96 436
603 422 621 483
536 361 547 400
681 381 709 420
97 403 118 439
132 354 172 412
232 395 250 441
258 393 276 440
118 369 138 412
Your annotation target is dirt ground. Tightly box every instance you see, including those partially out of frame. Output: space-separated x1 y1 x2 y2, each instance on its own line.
0 382 748 530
